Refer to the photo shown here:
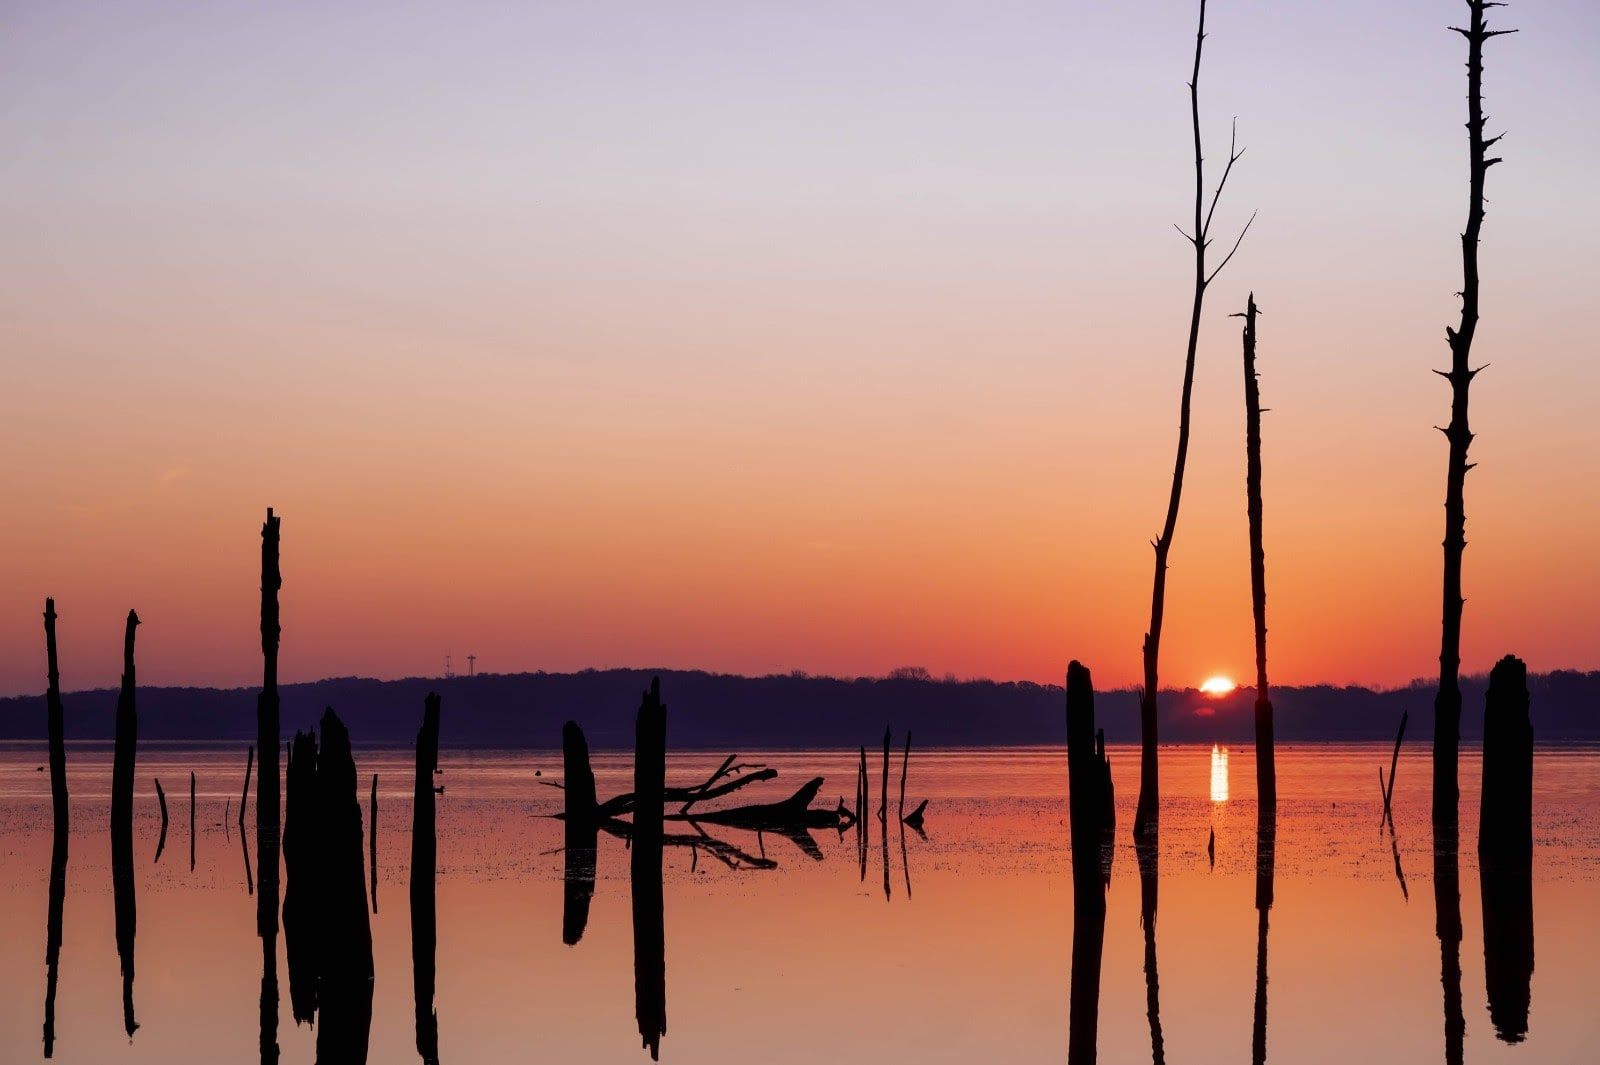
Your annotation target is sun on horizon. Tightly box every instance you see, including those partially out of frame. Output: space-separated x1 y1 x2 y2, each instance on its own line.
1200 676 1237 696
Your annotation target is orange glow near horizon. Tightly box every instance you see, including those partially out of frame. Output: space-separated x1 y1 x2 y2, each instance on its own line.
1200 676 1237 696
1 3 1597 697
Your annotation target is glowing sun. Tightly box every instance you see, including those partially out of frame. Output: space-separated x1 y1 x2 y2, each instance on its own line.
1200 675 1237 696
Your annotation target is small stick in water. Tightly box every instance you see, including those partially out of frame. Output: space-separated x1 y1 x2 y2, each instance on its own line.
240 744 254 830
190 771 197 872
154 778 169 863
878 726 889 823
370 773 379 915
898 731 911 823
1207 826 1215 870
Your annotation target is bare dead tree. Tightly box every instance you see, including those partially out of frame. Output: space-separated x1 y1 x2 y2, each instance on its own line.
1236 294 1275 824
1134 0 1255 838
43 598 67 1059
256 508 282 1065
1432 0 1516 830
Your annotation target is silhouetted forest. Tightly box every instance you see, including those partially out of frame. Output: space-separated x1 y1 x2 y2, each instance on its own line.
4 666 1595 747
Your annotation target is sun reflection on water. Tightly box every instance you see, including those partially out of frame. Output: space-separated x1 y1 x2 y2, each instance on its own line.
1210 744 1229 802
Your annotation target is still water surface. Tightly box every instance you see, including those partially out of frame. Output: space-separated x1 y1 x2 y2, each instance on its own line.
1 743 1596 1063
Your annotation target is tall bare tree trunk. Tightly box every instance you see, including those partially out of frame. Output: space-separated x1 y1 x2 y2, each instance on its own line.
257 508 282 1065
1239 294 1276 824
411 694 442 1064
43 599 68 1059
1135 0 1253 838
1433 0 1515 830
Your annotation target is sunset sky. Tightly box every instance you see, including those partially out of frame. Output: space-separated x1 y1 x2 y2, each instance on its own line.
2 0 1597 697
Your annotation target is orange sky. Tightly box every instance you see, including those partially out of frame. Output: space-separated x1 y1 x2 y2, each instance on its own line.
2 1 1597 695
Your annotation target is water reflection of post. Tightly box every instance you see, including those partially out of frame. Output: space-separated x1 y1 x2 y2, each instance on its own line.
1065 663 1111 1065
257 508 283 1065
631 679 668 1060
314 709 375 1064
283 729 320 1025
411 693 442 1064
110 609 140 1039
1136 834 1165 1065
1478 655 1534 1044
562 721 599 946
1251 820 1274 1065
1433 823 1463 1065
43 599 68 1059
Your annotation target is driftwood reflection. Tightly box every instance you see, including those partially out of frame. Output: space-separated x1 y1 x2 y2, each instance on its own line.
313 710 375 1064
1479 859 1534 1043
283 729 319 1024
411 694 442 1064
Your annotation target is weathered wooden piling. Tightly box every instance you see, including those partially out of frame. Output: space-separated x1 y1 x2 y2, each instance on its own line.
1065 662 1105 906
1479 655 1533 860
562 721 599 946
110 609 140 1037
257 508 282 1065
632 679 667 1060
1477 654 1534 1044
42 598 68 1058
44 599 68 845
411 694 441 1064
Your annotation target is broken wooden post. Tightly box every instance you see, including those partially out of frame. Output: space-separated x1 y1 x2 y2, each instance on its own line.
562 721 599 946
411 693 441 1064
110 609 140 1037
313 709 374 1064
1477 654 1534 1044
257 508 282 1064
42 598 68 1058
1479 655 1533 860
1066 662 1108 1063
240 744 253 830
1065 662 1105 906
43 598 69 849
631 678 667 1060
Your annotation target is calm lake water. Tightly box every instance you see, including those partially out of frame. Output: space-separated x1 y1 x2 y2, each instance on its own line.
1 742 1596 1063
